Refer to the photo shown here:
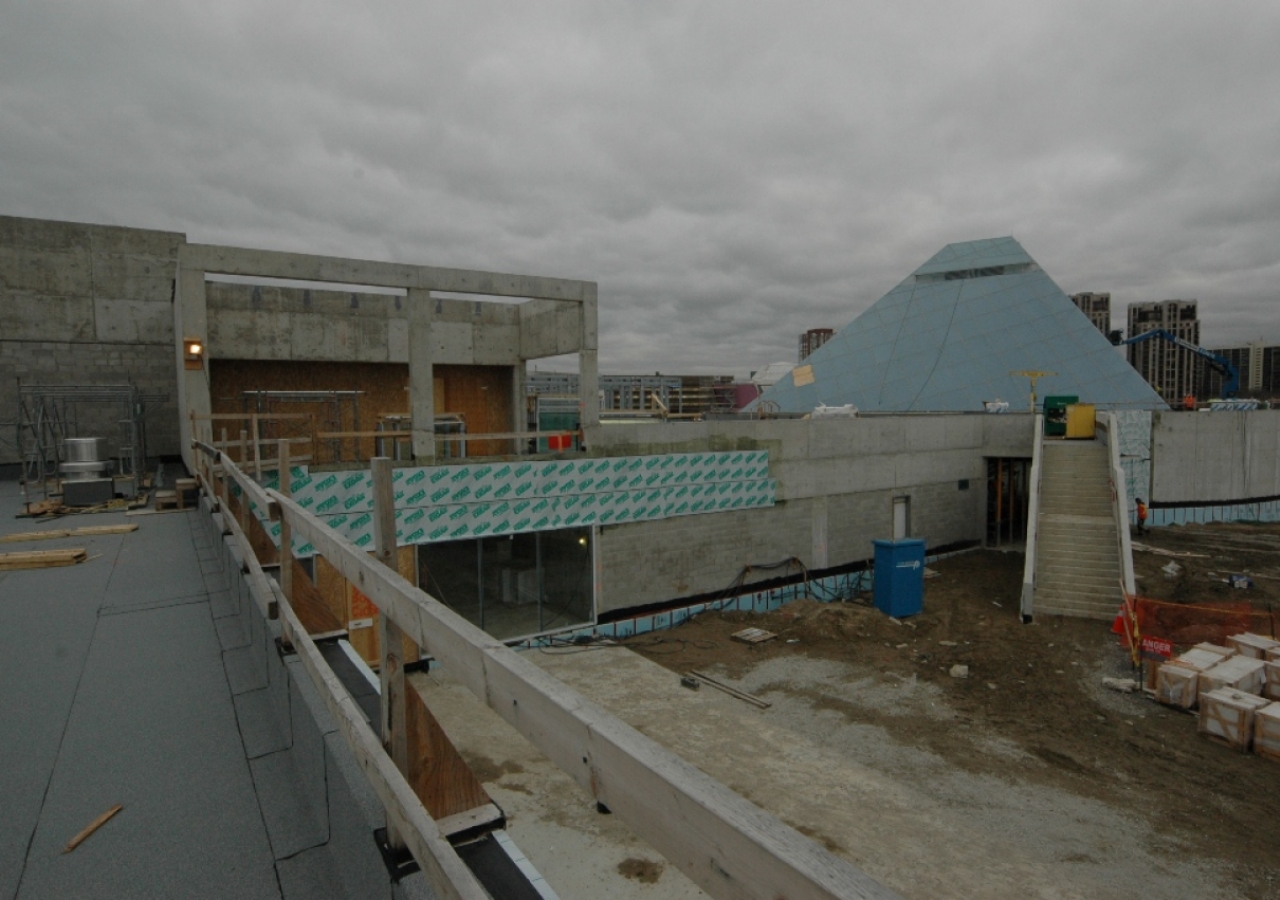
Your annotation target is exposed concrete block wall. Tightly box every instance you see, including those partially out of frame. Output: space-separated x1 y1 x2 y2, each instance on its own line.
1151 409 1280 503
590 415 1033 613
0 215 185 465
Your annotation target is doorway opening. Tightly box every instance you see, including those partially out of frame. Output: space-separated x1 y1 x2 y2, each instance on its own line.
986 457 1031 547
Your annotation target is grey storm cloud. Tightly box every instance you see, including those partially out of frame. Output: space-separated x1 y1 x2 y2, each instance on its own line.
3 1 1279 375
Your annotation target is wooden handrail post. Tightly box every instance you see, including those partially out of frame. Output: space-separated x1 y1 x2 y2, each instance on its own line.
373 456 409 851
238 430 250 534
277 439 294 648
216 427 229 512
253 413 262 480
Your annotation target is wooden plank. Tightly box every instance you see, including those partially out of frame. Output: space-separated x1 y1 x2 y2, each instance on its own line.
0 548 89 571
687 670 773 709
291 560 345 635
192 412 313 421
0 524 137 544
278 440 295 647
275 600 491 900
405 682 495 822
275 488 900 900
373 457 409 853
318 431 412 439
63 804 123 853
434 803 504 839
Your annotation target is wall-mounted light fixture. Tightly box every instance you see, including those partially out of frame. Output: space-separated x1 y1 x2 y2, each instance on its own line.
183 338 204 370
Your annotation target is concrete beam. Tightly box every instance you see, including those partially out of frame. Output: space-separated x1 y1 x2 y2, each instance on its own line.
182 244 593 302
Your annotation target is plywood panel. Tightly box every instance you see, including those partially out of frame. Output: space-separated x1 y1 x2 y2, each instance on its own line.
406 686 494 821
316 554 351 630
291 560 345 634
209 359 409 462
434 364 515 457
347 581 381 665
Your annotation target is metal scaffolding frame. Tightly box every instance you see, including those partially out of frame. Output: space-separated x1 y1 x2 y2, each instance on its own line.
240 390 364 463
16 382 168 500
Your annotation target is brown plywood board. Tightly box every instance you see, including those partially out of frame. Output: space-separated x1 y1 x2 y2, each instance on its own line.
209 359 409 463
434 364 515 457
405 684 495 823
290 560 344 635
346 581 381 665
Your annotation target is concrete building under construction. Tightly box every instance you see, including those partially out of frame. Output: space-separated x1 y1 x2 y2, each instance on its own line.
5 214 1280 899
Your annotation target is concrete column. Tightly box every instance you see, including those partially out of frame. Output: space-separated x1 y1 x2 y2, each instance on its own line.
174 261 209 475
408 287 435 462
579 283 600 431
512 361 527 447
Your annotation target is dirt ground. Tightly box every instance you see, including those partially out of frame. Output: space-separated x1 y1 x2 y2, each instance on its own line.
623 525 1280 900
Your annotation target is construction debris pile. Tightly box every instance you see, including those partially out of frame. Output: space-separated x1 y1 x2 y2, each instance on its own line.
1155 632 1280 757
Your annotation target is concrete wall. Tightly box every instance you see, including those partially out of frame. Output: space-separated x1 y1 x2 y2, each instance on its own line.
1150 409 1280 503
588 414 1033 613
207 282 529 366
0 215 185 465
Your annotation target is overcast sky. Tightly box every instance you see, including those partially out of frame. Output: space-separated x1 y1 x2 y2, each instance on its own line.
3 2 1278 376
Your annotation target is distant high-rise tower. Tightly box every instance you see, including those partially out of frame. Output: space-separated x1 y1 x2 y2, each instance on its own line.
799 328 834 361
1126 300 1201 403
1070 292 1111 336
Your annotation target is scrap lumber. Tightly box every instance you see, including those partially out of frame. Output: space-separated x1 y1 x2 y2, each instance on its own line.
63 804 123 853
687 670 772 708
0 524 137 544
0 548 89 571
731 627 777 645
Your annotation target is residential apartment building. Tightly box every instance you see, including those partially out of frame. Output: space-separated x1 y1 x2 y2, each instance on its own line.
1126 300 1201 403
1070 292 1111 336
798 328 834 361
1203 341 1280 399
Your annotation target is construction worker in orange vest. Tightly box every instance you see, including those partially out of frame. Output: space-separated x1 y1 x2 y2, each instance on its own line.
1135 498 1148 535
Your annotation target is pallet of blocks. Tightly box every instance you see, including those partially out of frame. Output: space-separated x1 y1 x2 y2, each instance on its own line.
1155 643 1235 709
1226 632 1280 660
1254 703 1280 761
1198 655 1267 697
1198 688 1270 751
1264 659 1280 701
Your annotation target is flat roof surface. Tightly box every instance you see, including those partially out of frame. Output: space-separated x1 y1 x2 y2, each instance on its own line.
0 482 281 899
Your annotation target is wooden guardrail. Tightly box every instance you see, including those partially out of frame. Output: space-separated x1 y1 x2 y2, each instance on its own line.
190 439 900 900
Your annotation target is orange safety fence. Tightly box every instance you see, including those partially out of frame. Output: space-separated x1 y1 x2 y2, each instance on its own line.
1133 596 1277 649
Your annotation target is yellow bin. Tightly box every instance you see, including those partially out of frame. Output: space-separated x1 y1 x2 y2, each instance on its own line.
1065 403 1096 439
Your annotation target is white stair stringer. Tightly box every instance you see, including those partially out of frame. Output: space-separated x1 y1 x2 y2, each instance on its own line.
1033 441 1122 620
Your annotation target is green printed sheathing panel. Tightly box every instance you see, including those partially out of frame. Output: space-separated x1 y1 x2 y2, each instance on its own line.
251 451 774 555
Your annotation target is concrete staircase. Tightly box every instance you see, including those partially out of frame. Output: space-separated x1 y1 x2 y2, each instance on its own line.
1033 440 1123 620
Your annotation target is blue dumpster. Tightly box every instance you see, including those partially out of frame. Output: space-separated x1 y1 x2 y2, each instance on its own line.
872 539 926 618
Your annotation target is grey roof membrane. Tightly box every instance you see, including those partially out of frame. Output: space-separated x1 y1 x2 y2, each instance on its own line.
754 237 1168 413
0 484 279 900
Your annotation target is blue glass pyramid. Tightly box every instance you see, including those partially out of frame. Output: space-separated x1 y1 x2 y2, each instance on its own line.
752 237 1167 413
